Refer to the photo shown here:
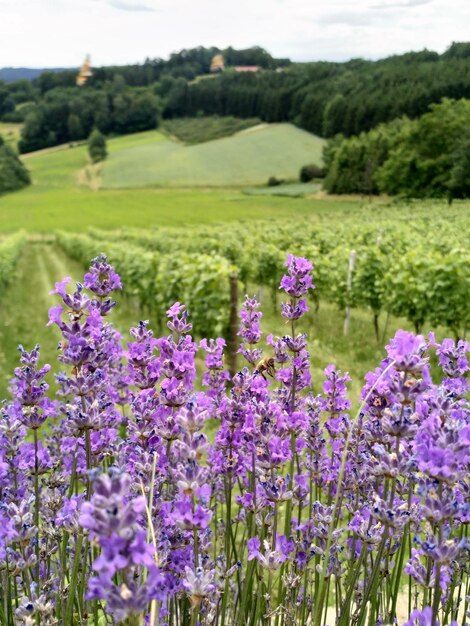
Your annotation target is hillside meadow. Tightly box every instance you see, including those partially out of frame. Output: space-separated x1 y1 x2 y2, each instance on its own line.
101 124 325 188
0 124 352 233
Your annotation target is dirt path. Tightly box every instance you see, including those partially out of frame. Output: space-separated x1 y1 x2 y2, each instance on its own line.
76 162 102 190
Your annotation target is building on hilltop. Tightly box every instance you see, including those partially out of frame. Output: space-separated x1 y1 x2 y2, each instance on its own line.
234 66 260 72
210 54 225 73
76 55 92 86
209 55 261 74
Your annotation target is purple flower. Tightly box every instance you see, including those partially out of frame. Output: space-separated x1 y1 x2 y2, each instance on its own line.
247 535 294 571
281 298 309 321
238 295 263 366
83 254 122 298
49 276 72 297
247 537 261 560
279 255 314 299
167 302 192 334
386 330 427 373
182 566 217 608
404 606 458 626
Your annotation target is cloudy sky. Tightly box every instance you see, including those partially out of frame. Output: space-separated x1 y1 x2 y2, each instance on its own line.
1 0 469 68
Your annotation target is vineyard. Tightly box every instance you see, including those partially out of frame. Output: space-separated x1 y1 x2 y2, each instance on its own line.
56 203 470 344
0 231 27 291
1 201 469 397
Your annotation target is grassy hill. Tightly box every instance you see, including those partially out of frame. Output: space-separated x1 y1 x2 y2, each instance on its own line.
101 124 325 188
0 127 354 233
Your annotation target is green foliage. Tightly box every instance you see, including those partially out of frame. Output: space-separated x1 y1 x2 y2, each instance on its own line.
56 231 236 338
88 129 107 163
163 43 470 137
19 107 56 153
0 122 22 150
384 250 443 334
67 113 83 141
0 231 27 291
324 119 407 194
1 109 26 124
324 99 470 198
448 129 470 198
155 253 236 337
18 87 159 153
78 208 470 341
322 94 347 138
267 176 283 187
0 137 30 194
6 41 470 157
299 164 324 182
427 251 470 335
377 99 470 197
0 85 15 119
161 116 261 144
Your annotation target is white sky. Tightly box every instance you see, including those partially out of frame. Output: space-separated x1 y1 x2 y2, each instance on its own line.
1 0 469 68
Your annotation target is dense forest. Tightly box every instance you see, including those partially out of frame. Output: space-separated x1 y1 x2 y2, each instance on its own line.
162 45 470 136
2 42 470 155
324 98 470 199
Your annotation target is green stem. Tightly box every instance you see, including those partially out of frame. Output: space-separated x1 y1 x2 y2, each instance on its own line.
312 360 396 626
64 533 84 625
33 428 40 587
389 485 413 621
356 527 389 626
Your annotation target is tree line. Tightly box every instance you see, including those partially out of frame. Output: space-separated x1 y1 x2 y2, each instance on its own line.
162 43 470 136
17 81 160 153
323 98 470 199
3 42 470 155
1 46 287 153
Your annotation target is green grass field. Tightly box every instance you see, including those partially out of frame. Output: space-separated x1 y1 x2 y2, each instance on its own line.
0 241 150 397
243 181 322 197
101 124 325 188
0 126 354 233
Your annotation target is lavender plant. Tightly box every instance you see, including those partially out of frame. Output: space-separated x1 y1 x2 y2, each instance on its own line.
0 252 468 626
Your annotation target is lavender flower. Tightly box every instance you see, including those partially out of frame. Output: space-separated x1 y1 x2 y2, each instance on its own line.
404 606 458 626
1 253 469 626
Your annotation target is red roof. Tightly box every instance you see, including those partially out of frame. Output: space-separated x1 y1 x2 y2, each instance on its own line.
234 66 260 72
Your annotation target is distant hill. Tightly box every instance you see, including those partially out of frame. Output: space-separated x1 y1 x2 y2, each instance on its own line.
0 67 69 83
100 123 325 188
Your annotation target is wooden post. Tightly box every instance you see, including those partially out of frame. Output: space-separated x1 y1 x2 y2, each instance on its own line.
227 274 239 380
343 250 356 336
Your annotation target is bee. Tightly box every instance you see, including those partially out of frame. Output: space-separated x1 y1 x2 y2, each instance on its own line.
255 356 276 380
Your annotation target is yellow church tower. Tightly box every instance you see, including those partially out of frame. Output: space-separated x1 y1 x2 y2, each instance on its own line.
76 55 93 86
210 54 225 73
